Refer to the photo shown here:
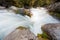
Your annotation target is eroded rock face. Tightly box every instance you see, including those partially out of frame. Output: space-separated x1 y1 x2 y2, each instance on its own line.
42 23 60 40
4 27 37 40
48 2 60 13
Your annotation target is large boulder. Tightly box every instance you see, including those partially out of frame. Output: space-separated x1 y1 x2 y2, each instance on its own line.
4 27 38 40
47 2 60 20
42 23 60 40
15 8 32 17
48 2 60 13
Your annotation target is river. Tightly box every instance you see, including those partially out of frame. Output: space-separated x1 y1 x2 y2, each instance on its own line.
0 7 60 40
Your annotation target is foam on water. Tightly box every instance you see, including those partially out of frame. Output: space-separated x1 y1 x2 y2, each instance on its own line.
0 9 32 40
30 7 60 35
0 7 60 40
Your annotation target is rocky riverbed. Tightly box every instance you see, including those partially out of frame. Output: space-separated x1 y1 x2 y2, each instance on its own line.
0 6 60 40
4 23 60 40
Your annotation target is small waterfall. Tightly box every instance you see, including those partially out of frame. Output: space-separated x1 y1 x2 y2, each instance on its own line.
30 7 60 35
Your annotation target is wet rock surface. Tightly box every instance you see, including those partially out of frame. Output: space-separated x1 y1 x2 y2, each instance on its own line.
42 23 60 40
4 27 38 40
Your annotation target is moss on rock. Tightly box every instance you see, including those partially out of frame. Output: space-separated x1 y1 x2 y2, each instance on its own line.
16 26 27 30
37 32 49 40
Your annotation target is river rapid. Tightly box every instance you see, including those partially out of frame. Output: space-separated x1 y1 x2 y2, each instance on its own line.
0 7 59 40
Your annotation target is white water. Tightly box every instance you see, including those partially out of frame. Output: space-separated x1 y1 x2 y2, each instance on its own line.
0 9 32 40
30 7 60 35
0 7 59 40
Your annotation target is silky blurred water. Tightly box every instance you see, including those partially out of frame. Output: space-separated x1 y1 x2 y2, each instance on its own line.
0 9 32 40
0 7 60 40
30 7 60 35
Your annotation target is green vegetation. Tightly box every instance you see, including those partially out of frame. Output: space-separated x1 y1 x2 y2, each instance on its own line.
17 26 49 40
0 0 59 21
17 26 27 30
0 0 35 8
34 0 50 7
49 12 60 20
1 0 59 20
14 9 22 13
33 0 57 7
37 32 49 40
0 0 57 8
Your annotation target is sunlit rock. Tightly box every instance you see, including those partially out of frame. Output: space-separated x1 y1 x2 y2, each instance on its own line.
4 26 38 40
42 23 60 40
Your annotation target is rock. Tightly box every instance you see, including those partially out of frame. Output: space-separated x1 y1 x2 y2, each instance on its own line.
48 2 60 13
24 9 32 17
14 8 26 16
4 27 38 40
42 23 60 40
0 6 5 9
47 2 60 20
9 6 18 10
15 8 32 17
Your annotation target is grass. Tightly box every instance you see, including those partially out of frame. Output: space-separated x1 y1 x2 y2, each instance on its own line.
16 26 27 30
37 32 49 40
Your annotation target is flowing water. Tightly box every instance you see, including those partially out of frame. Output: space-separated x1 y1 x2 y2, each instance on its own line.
0 9 32 40
0 7 60 40
30 7 60 35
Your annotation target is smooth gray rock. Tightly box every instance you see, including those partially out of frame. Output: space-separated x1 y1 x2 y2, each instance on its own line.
42 23 60 40
4 27 38 40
